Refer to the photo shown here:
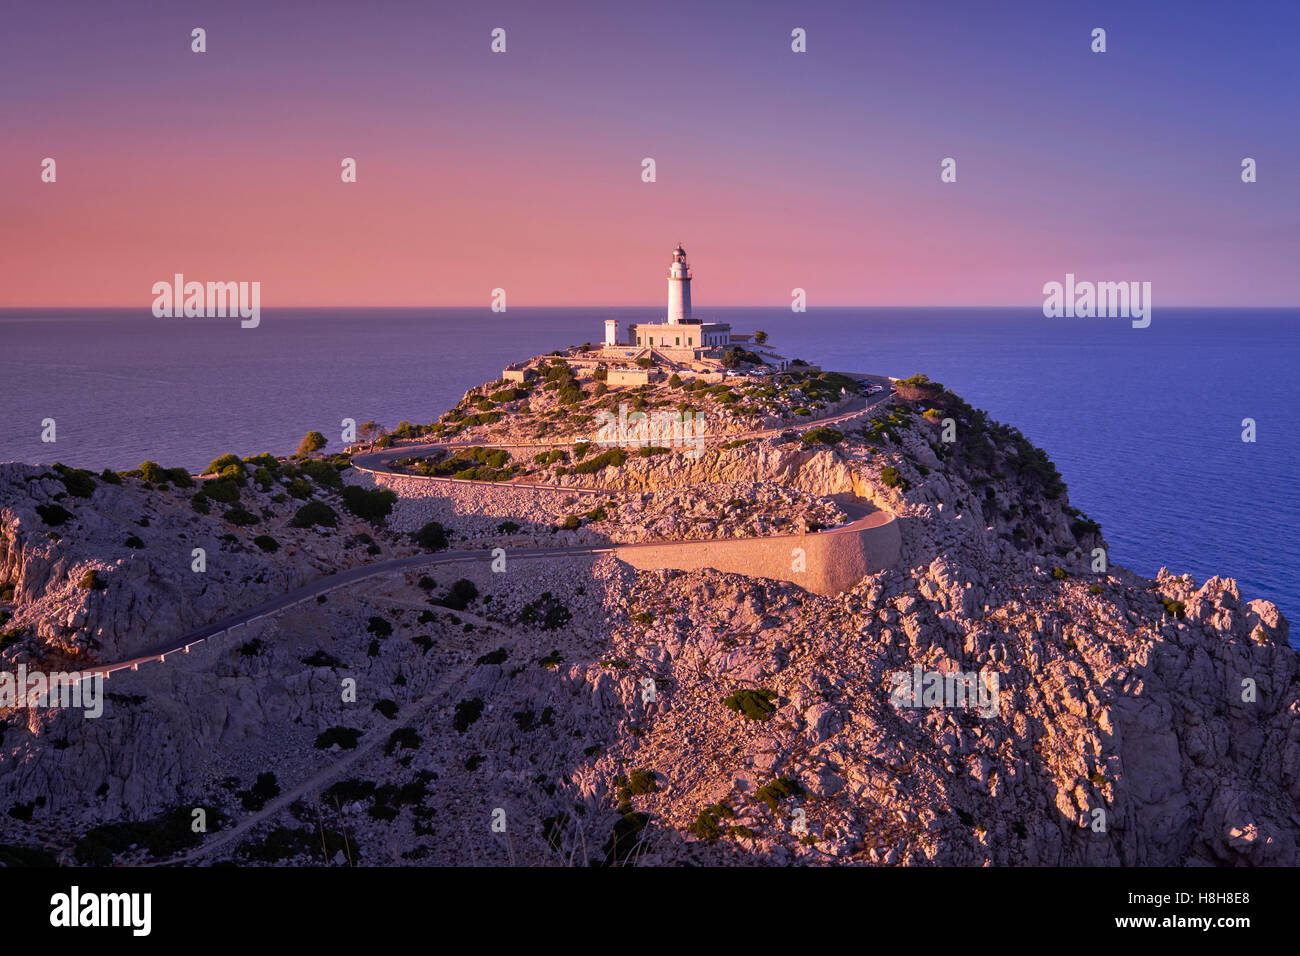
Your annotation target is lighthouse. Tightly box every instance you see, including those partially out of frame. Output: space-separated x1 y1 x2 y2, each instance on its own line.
667 244 692 324
608 244 762 367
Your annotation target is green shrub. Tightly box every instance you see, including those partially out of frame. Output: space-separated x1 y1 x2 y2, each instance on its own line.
453 698 484 733
204 479 240 504
136 460 167 483
1161 598 1186 619
383 726 422 757
52 463 96 498
412 520 449 551
628 770 657 796
686 806 738 848
340 486 397 523
299 458 344 490
191 494 211 514
723 688 778 721
1051 566 1068 580
284 478 312 499
301 650 342 667
236 772 281 812
0 843 58 867
35 503 73 526
98 468 122 485
519 593 572 630
73 807 213 865
755 776 803 812
366 616 393 637
689 806 727 843
437 578 478 611
314 727 362 750
295 431 328 457
203 454 246 482
801 427 843 446
290 501 338 528
1070 516 1102 538
458 411 502 428
450 464 513 482
879 466 908 490
573 448 626 474
223 506 259 526
253 534 279 553
245 453 280 472
123 535 144 549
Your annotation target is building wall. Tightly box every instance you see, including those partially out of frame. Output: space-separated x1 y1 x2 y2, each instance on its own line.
633 324 699 349
607 368 653 386
630 322 731 349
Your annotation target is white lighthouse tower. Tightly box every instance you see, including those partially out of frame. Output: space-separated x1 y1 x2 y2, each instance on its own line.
666 244 692 324
613 244 739 364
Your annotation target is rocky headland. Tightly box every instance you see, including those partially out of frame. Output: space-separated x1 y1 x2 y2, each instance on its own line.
0 356 1293 867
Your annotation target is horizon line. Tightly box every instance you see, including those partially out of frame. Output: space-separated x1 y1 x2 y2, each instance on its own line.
1 303 1294 311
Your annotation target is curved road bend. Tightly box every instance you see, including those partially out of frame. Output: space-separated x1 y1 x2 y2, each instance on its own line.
349 384 893 487
61 383 897 684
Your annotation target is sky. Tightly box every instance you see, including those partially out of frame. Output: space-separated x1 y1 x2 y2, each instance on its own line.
1 0 1297 308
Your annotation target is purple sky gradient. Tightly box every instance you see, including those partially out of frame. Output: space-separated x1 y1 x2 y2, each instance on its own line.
2 0 1296 306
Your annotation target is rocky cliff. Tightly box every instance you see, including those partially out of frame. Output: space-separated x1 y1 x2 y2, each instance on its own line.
0 374 1292 867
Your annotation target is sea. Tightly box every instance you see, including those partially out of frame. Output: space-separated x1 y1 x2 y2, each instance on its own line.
0 307 1295 636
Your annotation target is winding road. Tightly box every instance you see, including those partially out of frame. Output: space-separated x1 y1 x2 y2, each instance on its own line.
42 380 897 689
22 375 903 862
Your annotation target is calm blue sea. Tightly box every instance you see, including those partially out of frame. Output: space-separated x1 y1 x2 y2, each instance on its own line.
0 307 1295 634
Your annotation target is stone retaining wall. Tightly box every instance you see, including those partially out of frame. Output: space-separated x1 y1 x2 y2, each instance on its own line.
614 512 901 596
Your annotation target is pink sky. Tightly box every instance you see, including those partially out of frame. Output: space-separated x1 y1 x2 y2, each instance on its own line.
3 1 1296 307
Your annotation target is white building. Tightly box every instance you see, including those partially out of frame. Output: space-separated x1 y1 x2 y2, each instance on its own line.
604 245 732 360
597 244 788 372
